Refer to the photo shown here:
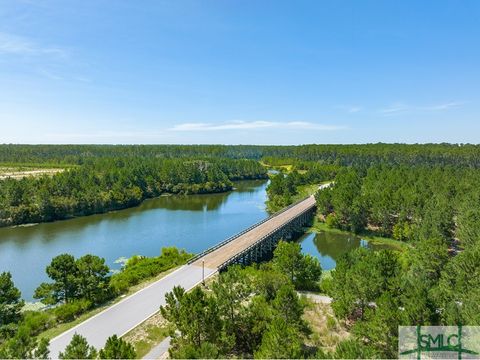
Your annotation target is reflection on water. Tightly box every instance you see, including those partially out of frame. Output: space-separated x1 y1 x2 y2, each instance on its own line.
298 230 394 271
140 193 228 212
0 180 268 300
146 180 260 212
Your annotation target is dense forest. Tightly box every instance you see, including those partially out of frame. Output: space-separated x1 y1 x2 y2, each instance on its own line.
315 165 480 247
2 143 480 167
0 157 266 227
3 143 480 227
311 164 480 356
261 150 480 356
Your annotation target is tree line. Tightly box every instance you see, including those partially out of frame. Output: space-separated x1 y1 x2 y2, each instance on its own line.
316 165 480 245
260 159 480 357
3 143 480 167
0 157 266 227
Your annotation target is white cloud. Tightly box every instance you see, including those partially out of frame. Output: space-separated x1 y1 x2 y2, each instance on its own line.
379 101 464 116
379 102 410 115
347 106 362 113
0 32 67 58
37 68 64 80
169 120 347 132
335 105 362 113
420 101 465 111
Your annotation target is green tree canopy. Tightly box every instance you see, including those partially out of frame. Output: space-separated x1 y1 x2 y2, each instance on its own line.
34 253 111 306
254 317 304 359
76 254 110 304
98 335 136 359
160 286 229 357
0 326 49 359
0 272 24 336
59 333 97 359
34 254 78 304
329 248 400 319
272 241 322 290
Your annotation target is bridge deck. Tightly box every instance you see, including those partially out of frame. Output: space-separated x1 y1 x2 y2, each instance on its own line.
193 195 316 269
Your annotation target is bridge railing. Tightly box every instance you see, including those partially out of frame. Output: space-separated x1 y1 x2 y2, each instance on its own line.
187 195 315 264
217 204 315 271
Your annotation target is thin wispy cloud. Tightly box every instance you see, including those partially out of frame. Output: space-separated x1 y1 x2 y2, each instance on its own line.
379 101 464 116
37 68 64 80
169 121 347 132
335 105 362 114
379 102 410 115
0 32 67 58
0 32 87 82
420 101 465 111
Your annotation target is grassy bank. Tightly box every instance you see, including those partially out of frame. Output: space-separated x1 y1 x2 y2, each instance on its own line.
122 311 173 358
303 298 350 353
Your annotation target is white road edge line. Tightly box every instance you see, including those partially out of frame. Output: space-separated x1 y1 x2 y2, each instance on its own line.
50 264 206 343
118 268 218 339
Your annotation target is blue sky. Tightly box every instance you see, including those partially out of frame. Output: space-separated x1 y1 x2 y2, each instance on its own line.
0 0 479 144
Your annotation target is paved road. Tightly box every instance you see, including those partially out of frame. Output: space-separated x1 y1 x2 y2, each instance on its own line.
49 265 216 358
143 336 171 360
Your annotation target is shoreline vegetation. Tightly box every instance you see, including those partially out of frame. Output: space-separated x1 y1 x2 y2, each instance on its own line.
5 178 265 230
0 247 192 359
37 263 183 342
0 157 267 228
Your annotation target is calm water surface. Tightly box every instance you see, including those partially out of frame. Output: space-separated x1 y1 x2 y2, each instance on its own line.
298 231 393 271
0 180 388 300
0 180 268 300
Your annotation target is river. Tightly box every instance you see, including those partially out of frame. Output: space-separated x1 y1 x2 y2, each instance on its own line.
0 180 385 300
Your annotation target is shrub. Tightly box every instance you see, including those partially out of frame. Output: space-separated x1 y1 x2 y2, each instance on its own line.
325 213 339 228
20 311 55 336
54 299 92 323
110 247 191 294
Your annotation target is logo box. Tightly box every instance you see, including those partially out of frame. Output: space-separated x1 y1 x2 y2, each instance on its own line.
399 326 480 359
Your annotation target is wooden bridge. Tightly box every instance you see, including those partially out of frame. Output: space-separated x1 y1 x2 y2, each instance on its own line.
189 194 317 271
